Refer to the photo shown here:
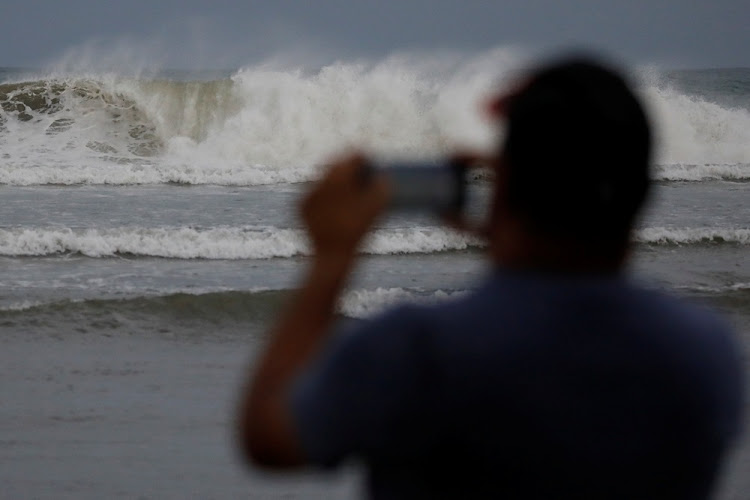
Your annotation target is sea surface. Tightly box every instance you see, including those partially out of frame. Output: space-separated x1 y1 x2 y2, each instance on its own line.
1 53 749 499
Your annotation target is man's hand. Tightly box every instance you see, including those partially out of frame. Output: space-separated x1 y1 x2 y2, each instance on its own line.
301 153 389 262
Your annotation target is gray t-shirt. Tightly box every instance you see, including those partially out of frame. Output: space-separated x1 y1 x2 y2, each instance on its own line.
291 270 744 499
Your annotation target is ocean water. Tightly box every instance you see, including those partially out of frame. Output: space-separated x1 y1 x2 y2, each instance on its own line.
1 53 749 499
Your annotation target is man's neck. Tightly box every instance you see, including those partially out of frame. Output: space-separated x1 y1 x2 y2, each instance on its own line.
487 219 627 276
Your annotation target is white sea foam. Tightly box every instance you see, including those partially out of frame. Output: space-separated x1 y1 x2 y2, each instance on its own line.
0 51 508 186
653 163 750 182
0 226 482 258
0 162 315 186
2 159 747 186
2 51 749 185
0 226 304 258
363 227 483 254
0 286 469 318
0 300 46 312
636 227 750 245
643 84 750 167
0 225 743 259
338 287 467 319
678 282 750 294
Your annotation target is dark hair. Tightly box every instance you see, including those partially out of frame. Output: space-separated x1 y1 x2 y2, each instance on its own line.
502 55 651 245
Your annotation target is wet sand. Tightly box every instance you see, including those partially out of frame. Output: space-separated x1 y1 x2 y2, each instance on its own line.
0 327 357 499
1 311 748 499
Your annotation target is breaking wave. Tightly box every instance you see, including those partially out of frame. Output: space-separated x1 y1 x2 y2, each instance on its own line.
0 224 746 260
339 287 467 318
0 225 483 258
0 161 314 186
636 227 750 246
653 163 750 182
0 287 469 324
643 80 750 167
1 52 749 186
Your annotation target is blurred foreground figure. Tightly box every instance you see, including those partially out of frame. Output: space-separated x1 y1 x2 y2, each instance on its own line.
237 55 744 499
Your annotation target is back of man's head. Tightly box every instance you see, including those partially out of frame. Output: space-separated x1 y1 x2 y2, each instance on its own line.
501 56 651 248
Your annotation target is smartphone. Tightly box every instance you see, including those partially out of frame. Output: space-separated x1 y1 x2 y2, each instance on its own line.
366 160 466 215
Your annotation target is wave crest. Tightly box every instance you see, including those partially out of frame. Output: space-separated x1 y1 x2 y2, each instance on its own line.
1 58 749 186
0 226 483 259
654 163 750 182
0 224 745 259
0 287 468 324
636 227 750 245
339 287 466 318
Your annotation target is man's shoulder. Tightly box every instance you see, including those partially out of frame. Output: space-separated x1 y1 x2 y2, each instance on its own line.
421 273 734 350
621 283 735 346
360 272 737 357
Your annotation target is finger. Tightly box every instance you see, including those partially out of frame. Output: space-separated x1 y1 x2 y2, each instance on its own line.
360 172 390 217
325 153 369 191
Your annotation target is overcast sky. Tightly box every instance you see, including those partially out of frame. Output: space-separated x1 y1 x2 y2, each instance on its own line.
1 1 747 70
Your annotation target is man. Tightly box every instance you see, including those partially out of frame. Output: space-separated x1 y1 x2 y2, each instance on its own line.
236 55 744 499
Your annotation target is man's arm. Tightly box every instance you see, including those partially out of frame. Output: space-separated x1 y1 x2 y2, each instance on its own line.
236 155 389 467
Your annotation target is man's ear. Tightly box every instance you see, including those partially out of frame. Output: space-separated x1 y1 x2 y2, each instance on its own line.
484 78 532 120
483 94 507 119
